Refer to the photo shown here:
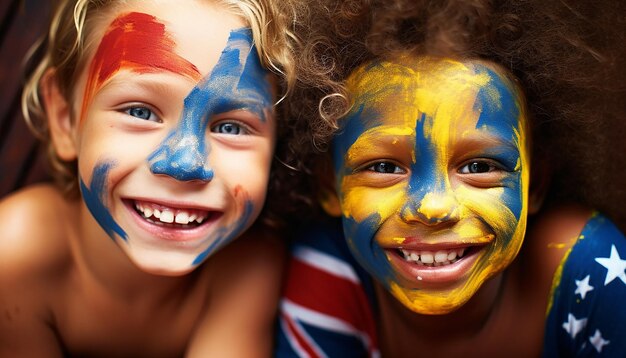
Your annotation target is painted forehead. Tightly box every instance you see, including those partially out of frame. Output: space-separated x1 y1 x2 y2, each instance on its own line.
80 11 273 121
336 57 526 154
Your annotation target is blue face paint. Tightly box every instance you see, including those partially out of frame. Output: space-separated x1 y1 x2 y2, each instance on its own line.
148 28 273 181
192 200 254 265
80 161 127 241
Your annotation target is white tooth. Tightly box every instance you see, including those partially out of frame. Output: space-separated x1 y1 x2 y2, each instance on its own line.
188 214 198 222
410 252 419 262
448 251 457 261
435 251 448 263
143 207 153 218
196 216 205 224
175 211 190 224
160 211 174 223
154 209 161 218
420 251 434 264
135 202 142 212
458 248 466 257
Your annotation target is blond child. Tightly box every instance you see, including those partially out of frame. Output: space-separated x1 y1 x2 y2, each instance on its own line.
0 0 301 355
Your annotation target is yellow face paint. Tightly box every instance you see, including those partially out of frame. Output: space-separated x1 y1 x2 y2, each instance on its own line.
332 56 530 314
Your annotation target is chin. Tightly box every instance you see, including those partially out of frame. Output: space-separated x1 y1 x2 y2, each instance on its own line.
389 281 480 315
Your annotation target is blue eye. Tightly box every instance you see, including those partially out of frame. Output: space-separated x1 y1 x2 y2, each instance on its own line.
459 161 495 174
126 106 158 122
212 122 244 135
368 162 405 174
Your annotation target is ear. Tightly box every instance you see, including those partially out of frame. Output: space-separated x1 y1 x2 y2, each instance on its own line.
528 155 551 215
41 69 77 161
316 157 342 217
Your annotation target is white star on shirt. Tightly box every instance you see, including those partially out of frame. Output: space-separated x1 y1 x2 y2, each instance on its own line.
589 329 610 353
595 244 626 285
562 313 587 339
575 275 594 299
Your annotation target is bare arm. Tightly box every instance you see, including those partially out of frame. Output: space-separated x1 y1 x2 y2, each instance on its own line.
0 186 68 356
186 227 286 357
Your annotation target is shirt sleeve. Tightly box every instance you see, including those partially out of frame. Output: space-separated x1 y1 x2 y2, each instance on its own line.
543 213 626 357
274 221 380 358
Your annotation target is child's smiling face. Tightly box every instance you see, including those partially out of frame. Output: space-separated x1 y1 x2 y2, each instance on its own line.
66 1 276 275
332 56 530 314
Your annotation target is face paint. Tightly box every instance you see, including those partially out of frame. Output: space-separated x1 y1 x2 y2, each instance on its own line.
81 12 202 122
333 56 530 314
76 7 275 274
79 161 127 241
148 28 273 181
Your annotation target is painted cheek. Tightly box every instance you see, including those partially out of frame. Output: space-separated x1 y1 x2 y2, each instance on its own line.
79 160 127 241
192 186 255 265
455 186 520 243
343 214 396 285
148 28 272 182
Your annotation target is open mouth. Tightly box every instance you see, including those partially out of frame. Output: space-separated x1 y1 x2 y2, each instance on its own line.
396 247 473 267
131 200 219 229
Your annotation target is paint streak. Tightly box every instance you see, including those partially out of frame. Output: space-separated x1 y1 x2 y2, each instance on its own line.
81 12 202 122
148 28 273 181
192 186 255 265
333 56 530 314
79 161 127 241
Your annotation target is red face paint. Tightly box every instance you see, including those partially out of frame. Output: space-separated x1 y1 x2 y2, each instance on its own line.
80 12 202 121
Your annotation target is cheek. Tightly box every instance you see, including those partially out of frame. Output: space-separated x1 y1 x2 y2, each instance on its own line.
456 186 522 242
340 178 406 222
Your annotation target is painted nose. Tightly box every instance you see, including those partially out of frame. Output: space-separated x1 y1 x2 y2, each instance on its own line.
148 131 214 182
401 191 460 226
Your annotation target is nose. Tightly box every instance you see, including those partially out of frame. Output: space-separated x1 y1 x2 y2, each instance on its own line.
400 188 460 226
148 130 214 182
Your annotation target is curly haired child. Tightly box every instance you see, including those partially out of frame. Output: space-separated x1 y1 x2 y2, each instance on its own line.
0 0 306 355
276 0 626 356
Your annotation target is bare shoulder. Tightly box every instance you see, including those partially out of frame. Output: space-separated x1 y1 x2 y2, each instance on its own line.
0 184 75 288
186 225 287 357
522 203 593 274
0 184 74 354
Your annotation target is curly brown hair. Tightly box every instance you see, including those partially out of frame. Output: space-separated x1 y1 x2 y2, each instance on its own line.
288 0 626 227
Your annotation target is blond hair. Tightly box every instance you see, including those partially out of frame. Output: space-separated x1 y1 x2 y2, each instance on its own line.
22 0 298 195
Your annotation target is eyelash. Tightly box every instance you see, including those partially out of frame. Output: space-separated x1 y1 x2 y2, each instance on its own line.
458 160 503 174
364 161 406 174
123 105 162 123
210 120 251 135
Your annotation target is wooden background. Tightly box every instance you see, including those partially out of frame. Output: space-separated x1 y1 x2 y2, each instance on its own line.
0 0 53 199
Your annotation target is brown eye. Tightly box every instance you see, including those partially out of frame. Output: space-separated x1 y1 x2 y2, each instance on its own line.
368 162 404 174
460 161 494 174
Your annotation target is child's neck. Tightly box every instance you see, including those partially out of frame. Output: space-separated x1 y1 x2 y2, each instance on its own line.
375 273 506 353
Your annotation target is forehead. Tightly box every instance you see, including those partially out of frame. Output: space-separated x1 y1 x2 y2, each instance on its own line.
89 1 247 75
343 57 525 137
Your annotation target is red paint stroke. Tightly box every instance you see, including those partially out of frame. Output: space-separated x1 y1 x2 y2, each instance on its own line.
80 12 202 122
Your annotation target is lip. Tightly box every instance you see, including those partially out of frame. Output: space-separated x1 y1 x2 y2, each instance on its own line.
122 198 223 242
384 240 490 286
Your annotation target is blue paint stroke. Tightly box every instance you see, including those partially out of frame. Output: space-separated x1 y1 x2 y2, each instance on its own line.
343 213 395 287
192 200 254 265
149 28 273 181
79 161 127 241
